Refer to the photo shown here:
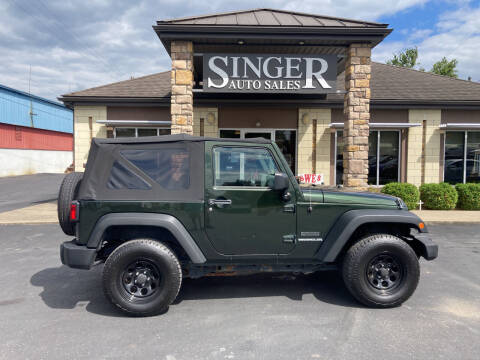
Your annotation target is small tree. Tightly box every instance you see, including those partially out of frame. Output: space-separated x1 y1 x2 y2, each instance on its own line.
430 57 458 78
387 47 419 68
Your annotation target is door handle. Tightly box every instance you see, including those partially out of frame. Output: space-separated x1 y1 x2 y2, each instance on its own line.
208 199 232 208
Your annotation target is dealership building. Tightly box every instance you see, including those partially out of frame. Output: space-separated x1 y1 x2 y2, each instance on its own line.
59 9 480 188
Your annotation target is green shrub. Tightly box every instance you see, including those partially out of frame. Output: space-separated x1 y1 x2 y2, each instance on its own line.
455 183 480 210
381 182 419 210
419 183 458 210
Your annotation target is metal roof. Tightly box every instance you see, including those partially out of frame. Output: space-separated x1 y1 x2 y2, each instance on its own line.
0 83 68 109
157 9 388 28
153 8 392 53
1 83 73 133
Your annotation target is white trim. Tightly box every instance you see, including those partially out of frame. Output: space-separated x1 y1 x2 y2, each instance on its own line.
97 120 171 125
440 123 480 129
330 122 421 129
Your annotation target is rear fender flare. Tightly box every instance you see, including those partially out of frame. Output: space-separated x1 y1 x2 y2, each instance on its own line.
86 213 206 264
316 209 427 263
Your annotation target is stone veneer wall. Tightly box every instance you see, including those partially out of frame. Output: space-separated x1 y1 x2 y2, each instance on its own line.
170 41 194 135
73 105 106 171
193 108 218 137
298 108 331 184
407 109 442 185
343 44 371 189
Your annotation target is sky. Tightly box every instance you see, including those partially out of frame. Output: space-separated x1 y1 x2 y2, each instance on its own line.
1 0 479 101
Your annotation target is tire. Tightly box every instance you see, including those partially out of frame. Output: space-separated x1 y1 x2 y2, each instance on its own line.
102 239 182 317
57 172 83 235
342 234 420 308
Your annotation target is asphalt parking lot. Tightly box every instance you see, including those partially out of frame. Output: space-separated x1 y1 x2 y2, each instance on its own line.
0 223 479 359
0 174 64 213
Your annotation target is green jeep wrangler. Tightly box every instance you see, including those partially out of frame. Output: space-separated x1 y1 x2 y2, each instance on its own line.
59 134 437 316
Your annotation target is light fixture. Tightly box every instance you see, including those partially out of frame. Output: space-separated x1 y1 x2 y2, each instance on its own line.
301 112 310 125
255 121 261 127
206 112 216 125
237 40 245 45
298 41 305 45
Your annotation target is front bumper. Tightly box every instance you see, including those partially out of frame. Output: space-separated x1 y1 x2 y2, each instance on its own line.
414 233 438 260
60 240 97 270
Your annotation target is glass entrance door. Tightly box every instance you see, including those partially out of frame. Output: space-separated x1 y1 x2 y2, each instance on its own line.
219 129 296 173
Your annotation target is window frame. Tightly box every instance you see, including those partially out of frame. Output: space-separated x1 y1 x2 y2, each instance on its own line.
211 145 280 190
113 127 171 138
443 130 480 184
334 129 401 186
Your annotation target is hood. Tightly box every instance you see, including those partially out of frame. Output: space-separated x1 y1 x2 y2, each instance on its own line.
322 189 399 207
301 187 399 207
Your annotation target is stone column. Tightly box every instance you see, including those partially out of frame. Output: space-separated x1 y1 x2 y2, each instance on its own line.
342 44 371 189
170 41 194 135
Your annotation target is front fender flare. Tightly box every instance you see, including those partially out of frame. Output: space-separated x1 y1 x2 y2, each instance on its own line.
316 209 427 263
86 213 206 264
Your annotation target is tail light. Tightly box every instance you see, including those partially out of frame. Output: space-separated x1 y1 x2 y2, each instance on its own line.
70 201 79 222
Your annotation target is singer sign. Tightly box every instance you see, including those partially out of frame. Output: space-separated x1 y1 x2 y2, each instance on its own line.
203 53 337 94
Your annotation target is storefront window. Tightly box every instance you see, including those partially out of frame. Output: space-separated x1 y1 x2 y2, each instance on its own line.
114 127 171 138
219 130 241 138
444 132 465 184
275 130 296 173
368 132 378 185
336 131 344 185
445 131 480 184
467 132 480 183
379 131 400 185
115 128 136 137
336 130 400 186
137 128 158 137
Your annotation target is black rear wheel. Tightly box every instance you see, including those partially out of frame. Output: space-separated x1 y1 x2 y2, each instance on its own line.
342 234 420 308
103 239 182 316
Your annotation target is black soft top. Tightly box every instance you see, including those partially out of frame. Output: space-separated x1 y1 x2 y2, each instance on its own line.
93 134 272 145
78 135 272 202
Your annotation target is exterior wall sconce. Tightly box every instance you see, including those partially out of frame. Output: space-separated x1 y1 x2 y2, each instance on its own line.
301 112 310 125
206 112 216 125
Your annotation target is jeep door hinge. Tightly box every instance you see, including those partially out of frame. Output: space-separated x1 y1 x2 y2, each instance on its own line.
283 204 295 213
282 234 296 243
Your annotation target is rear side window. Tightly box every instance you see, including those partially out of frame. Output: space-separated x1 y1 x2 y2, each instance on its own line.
213 147 278 187
107 161 151 190
120 149 190 190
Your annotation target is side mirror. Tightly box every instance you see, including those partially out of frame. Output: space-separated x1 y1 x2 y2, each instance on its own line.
272 172 289 192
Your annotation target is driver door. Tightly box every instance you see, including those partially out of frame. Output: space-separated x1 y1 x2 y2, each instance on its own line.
204 143 296 256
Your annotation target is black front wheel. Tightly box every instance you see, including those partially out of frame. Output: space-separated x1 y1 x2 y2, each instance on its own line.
103 239 182 316
342 234 420 308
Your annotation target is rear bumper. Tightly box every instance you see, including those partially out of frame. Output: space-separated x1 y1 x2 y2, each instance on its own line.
60 240 97 270
414 233 438 260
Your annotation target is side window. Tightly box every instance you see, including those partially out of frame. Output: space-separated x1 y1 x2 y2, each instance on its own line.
213 147 278 187
120 149 190 190
107 161 151 190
